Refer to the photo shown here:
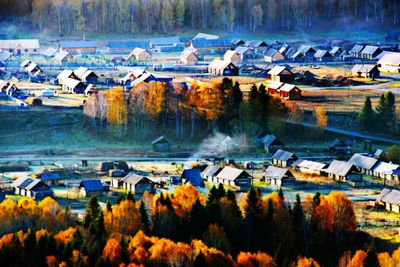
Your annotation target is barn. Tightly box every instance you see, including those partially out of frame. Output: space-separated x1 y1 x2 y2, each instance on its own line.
279 84 302 100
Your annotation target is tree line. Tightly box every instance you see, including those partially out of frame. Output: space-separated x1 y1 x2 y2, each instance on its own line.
83 79 287 140
0 0 399 34
0 185 395 266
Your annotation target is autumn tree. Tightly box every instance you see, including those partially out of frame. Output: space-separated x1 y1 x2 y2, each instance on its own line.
314 107 328 128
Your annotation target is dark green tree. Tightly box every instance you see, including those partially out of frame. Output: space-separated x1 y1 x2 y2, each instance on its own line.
359 96 375 131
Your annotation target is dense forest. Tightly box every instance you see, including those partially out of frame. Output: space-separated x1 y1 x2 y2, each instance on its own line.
0 0 399 35
0 185 397 267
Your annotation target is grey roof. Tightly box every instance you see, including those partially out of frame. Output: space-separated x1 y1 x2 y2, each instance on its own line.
272 149 295 161
372 161 399 174
351 64 378 74
377 188 391 202
42 47 58 57
265 48 279 57
325 160 355 176
0 50 11 62
201 165 222 178
348 154 378 170
191 39 231 47
291 51 304 59
260 134 279 147
216 166 250 181
374 149 384 158
208 59 236 70
292 159 326 171
264 166 289 180
350 44 365 54
380 189 400 205
54 50 71 61
378 52 400 65
193 33 220 40
60 40 97 49
245 40 268 48
80 179 103 191
329 46 342 55
231 39 244 45
20 59 31 68
298 45 315 54
0 39 40 49
234 46 253 55
361 45 380 55
314 49 332 58
12 177 44 190
121 173 152 185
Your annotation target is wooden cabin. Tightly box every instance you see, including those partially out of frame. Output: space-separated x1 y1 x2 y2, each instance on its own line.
264 166 295 186
272 149 298 167
267 66 294 83
60 40 97 54
325 160 363 182
12 177 53 200
264 48 285 62
351 64 380 79
215 166 252 191
279 84 302 100
224 50 241 64
208 60 239 76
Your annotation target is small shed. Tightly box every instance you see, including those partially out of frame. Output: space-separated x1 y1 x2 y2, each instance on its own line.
264 166 295 186
125 48 151 62
180 50 198 65
79 179 105 197
268 81 283 94
267 66 294 83
181 168 205 187
152 136 173 152
272 149 298 167
279 84 302 100
314 50 334 62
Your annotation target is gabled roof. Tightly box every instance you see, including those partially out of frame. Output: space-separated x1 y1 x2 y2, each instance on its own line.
291 51 304 59
348 154 378 170
298 45 316 54
361 45 380 55
193 33 220 40
26 62 38 73
57 69 74 80
268 65 292 75
216 166 250 181
378 52 400 65
12 177 46 190
151 135 172 145
224 50 239 60
374 149 384 158
377 188 392 202
191 39 231 47
264 166 290 180
63 78 82 88
208 59 236 70
380 189 400 205
54 50 71 61
0 49 11 62
268 81 284 90
201 165 222 178
265 48 279 57
351 64 378 73
314 49 332 58
121 173 152 185
0 39 40 49
234 46 253 55
107 41 150 49
372 161 399 174
329 46 342 55
181 49 198 59
60 40 97 49
260 134 281 147
245 40 268 48
272 149 295 161
279 83 299 92
74 67 98 80
182 168 204 187
20 59 31 68
350 44 365 54
292 159 326 171
231 38 244 45
325 160 355 176
42 47 58 57
80 179 103 191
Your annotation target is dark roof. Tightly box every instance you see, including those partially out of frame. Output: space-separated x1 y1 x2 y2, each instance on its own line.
182 168 204 187
80 179 103 192
272 149 295 161
260 134 281 147
245 40 268 48
191 39 231 48
60 41 97 49
107 41 150 49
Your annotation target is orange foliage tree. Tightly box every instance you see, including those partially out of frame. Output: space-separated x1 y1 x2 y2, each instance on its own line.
104 199 143 235
295 256 321 267
103 238 123 265
170 184 205 218
105 86 128 125
347 250 367 267
236 251 275 267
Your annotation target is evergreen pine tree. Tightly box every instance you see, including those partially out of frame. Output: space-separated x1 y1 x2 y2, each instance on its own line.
359 96 375 131
139 201 150 234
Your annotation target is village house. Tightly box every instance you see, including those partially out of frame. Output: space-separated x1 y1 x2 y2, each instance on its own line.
329 46 343 58
190 39 232 54
294 45 316 61
258 134 284 154
349 44 365 58
118 173 155 194
42 47 58 58
25 62 44 76
244 40 269 54
328 138 352 156
106 41 150 53
264 166 295 187
292 159 326 175
372 161 400 183
268 81 283 94
79 179 106 197
272 149 298 167
125 48 152 62
267 66 294 83
351 64 380 79
201 165 222 184
290 51 305 62
35 170 62 186
324 160 363 182
208 59 239 76
152 136 173 152
378 52 400 73
231 39 245 48
54 50 73 65
264 48 285 62
339 50 353 62
59 40 97 54
12 177 53 200
120 69 148 85
0 49 12 65
57 70 79 85
74 67 98 84
376 188 400 213
0 39 40 55
347 153 378 176
314 50 334 62
279 83 302 100
180 50 199 65
62 78 87 94
360 45 382 60
223 50 241 64
234 46 255 61
193 33 220 40
150 37 180 49
279 45 291 57
215 166 252 191
182 168 205 187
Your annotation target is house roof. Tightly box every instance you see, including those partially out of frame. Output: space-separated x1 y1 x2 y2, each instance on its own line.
151 135 172 145
121 173 152 185
208 59 236 70
377 188 392 202
268 65 291 75
234 46 252 55
314 49 332 58
107 41 150 49
372 161 399 175
191 39 231 48
361 45 380 55
0 49 11 62
216 166 250 181
260 134 281 147
378 52 400 65
74 67 98 80
350 44 365 54
54 50 71 61
380 189 400 205
182 168 204 186
292 159 326 171
245 40 268 48
330 46 342 55
268 81 284 90
181 49 198 60
224 50 239 60
272 149 295 161
63 78 82 88
42 47 58 57
26 62 39 73
150 37 180 46
279 83 299 92
374 149 384 158
60 40 97 49
291 51 304 59
325 160 355 176
0 39 40 49
125 48 150 61
193 33 220 40
351 64 378 73
201 165 222 178
264 166 290 180
57 69 74 80
20 59 31 68
12 177 45 190
231 39 244 45
80 179 103 191
348 154 378 170
265 48 279 57
298 45 315 54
